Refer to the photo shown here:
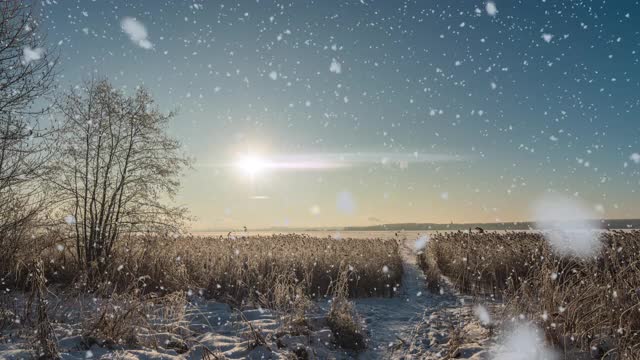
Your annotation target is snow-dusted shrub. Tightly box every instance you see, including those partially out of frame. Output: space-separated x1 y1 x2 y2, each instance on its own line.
327 269 366 351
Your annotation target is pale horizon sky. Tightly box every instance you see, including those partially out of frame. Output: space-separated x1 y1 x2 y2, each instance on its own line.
40 0 640 230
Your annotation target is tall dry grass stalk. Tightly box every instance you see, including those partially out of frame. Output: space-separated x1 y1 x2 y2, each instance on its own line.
419 230 640 358
12 234 402 304
29 260 60 360
81 280 189 349
327 268 367 351
0 233 401 356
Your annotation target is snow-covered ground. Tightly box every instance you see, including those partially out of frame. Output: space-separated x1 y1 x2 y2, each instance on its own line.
1 297 331 359
0 236 496 359
350 235 495 359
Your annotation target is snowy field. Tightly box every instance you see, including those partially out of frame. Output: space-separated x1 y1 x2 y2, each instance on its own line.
1 234 498 360
196 230 452 240
2 229 633 359
1 0 638 358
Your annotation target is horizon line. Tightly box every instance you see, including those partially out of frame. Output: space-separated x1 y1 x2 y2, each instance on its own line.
191 217 640 232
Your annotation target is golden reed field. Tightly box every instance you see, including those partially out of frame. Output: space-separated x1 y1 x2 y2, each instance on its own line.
420 230 640 359
3 230 640 358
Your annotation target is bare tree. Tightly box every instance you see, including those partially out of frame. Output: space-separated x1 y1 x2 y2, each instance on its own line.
49 80 190 275
0 1 58 271
0 1 56 115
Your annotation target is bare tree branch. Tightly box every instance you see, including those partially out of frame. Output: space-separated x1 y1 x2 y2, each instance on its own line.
0 0 58 276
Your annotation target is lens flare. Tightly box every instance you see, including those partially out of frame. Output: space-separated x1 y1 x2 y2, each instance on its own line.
235 155 268 177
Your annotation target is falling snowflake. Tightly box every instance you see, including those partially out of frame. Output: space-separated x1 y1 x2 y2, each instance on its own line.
473 305 492 325
330 58 342 74
336 191 356 214
414 235 429 251
121 17 153 49
64 215 76 225
532 193 600 258
485 2 497 16
22 46 44 64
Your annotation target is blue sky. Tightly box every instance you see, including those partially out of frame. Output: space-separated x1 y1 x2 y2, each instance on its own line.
40 0 640 229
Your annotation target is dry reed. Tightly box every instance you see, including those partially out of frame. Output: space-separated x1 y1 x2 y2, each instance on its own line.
419 230 640 358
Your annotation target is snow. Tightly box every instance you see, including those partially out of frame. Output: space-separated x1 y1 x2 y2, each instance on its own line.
0 294 332 360
532 193 601 258
485 2 497 16
349 235 495 359
542 33 554 43
473 305 492 326
121 17 153 49
414 235 429 251
64 214 76 225
492 323 558 360
630 152 640 164
22 46 44 64
1 234 496 360
330 58 342 74
336 191 356 214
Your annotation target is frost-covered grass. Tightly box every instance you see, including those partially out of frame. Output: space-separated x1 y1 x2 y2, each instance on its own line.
0 233 404 358
420 230 640 358
0 289 347 359
3 233 402 303
122 234 401 302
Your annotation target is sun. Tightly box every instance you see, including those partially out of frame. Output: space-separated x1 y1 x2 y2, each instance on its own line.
235 154 269 177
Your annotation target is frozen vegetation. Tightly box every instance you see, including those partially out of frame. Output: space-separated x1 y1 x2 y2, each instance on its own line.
1 0 639 359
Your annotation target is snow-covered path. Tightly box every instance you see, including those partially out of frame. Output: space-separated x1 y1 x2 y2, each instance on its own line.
354 236 435 354
353 235 493 359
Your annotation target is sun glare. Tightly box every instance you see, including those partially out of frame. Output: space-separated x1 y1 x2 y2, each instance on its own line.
235 154 268 177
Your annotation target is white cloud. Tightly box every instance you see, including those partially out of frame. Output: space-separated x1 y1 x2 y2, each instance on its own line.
22 46 44 65
121 17 153 49
486 2 497 16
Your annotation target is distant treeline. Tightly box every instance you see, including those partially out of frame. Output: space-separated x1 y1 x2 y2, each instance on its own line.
343 219 640 231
